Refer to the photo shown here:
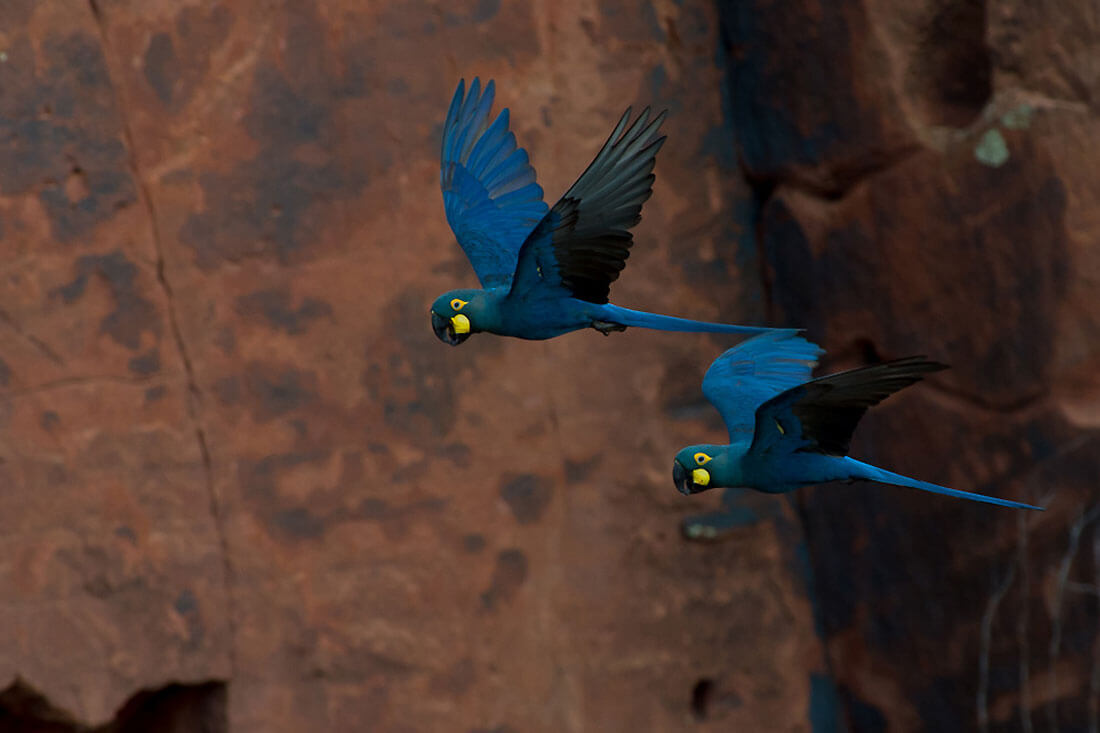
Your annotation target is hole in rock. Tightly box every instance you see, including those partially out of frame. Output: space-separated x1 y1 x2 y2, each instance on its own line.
64 167 89 203
691 678 714 721
0 678 227 732
908 0 992 127
854 337 883 365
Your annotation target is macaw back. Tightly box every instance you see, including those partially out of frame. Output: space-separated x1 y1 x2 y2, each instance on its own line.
494 290 597 340
739 450 853 493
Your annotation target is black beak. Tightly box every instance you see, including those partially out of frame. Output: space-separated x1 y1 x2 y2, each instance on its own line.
431 311 469 346
673 460 711 496
673 461 692 496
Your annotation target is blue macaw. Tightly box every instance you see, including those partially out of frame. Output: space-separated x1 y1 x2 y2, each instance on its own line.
430 78 788 345
672 332 1044 510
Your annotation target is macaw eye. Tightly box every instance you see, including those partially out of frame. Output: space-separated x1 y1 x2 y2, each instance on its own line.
694 452 712 465
450 298 467 311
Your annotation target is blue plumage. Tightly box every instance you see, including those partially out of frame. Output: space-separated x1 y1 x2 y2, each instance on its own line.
673 332 1044 511
441 79 548 288
701 331 824 440
431 78 788 346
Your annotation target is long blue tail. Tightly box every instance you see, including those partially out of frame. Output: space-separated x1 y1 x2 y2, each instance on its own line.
600 304 793 335
846 458 1043 511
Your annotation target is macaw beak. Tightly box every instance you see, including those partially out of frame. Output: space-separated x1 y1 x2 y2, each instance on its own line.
673 460 712 496
673 461 692 495
431 311 470 346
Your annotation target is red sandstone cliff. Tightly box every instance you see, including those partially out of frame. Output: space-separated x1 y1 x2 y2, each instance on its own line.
0 1 1095 731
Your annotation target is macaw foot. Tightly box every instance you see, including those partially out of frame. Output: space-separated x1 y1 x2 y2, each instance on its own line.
592 320 627 335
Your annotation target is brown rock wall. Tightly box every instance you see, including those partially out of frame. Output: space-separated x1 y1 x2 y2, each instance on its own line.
3 0 1096 730
2 0 825 731
722 0 1100 728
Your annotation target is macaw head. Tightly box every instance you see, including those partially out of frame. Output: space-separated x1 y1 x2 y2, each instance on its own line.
672 445 733 495
430 289 488 346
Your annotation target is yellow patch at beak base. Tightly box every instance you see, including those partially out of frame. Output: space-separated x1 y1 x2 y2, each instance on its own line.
451 314 471 334
692 468 710 486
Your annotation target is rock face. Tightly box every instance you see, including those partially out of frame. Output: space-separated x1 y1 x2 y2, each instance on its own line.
0 0 1095 731
0 1 821 731
719 0 1100 730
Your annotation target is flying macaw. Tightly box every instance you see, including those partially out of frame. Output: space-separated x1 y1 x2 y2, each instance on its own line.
430 78 788 345
672 332 1044 510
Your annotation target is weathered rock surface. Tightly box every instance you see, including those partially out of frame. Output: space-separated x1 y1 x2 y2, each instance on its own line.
719 0 1100 729
0 0 232 724
2 0 823 731
2 0 1096 731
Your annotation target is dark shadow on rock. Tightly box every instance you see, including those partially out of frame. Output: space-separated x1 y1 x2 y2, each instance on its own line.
0 678 227 733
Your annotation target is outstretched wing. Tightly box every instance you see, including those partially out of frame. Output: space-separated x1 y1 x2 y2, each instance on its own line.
702 332 823 441
441 79 548 288
749 357 948 456
508 107 667 303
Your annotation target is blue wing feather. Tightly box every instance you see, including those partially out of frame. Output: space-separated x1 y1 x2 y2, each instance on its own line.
701 332 824 441
441 79 548 288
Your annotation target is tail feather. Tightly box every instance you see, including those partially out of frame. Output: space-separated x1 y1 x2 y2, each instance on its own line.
847 459 1043 511
600 304 792 336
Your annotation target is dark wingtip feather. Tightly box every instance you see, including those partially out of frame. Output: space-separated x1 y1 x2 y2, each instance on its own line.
765 356 951 456
530 99 673 304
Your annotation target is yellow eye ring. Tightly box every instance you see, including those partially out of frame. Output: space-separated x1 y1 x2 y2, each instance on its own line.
694 452 712 465
450 298 467 311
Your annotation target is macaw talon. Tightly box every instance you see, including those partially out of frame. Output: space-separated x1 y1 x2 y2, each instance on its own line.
431 311 470 346
592 320 627 335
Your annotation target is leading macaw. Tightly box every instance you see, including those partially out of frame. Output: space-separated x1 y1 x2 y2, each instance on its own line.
672 332 1044 510
430 78 788 345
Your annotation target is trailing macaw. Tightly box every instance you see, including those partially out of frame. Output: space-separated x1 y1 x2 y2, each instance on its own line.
672 332 1043 510
430 78 788 345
